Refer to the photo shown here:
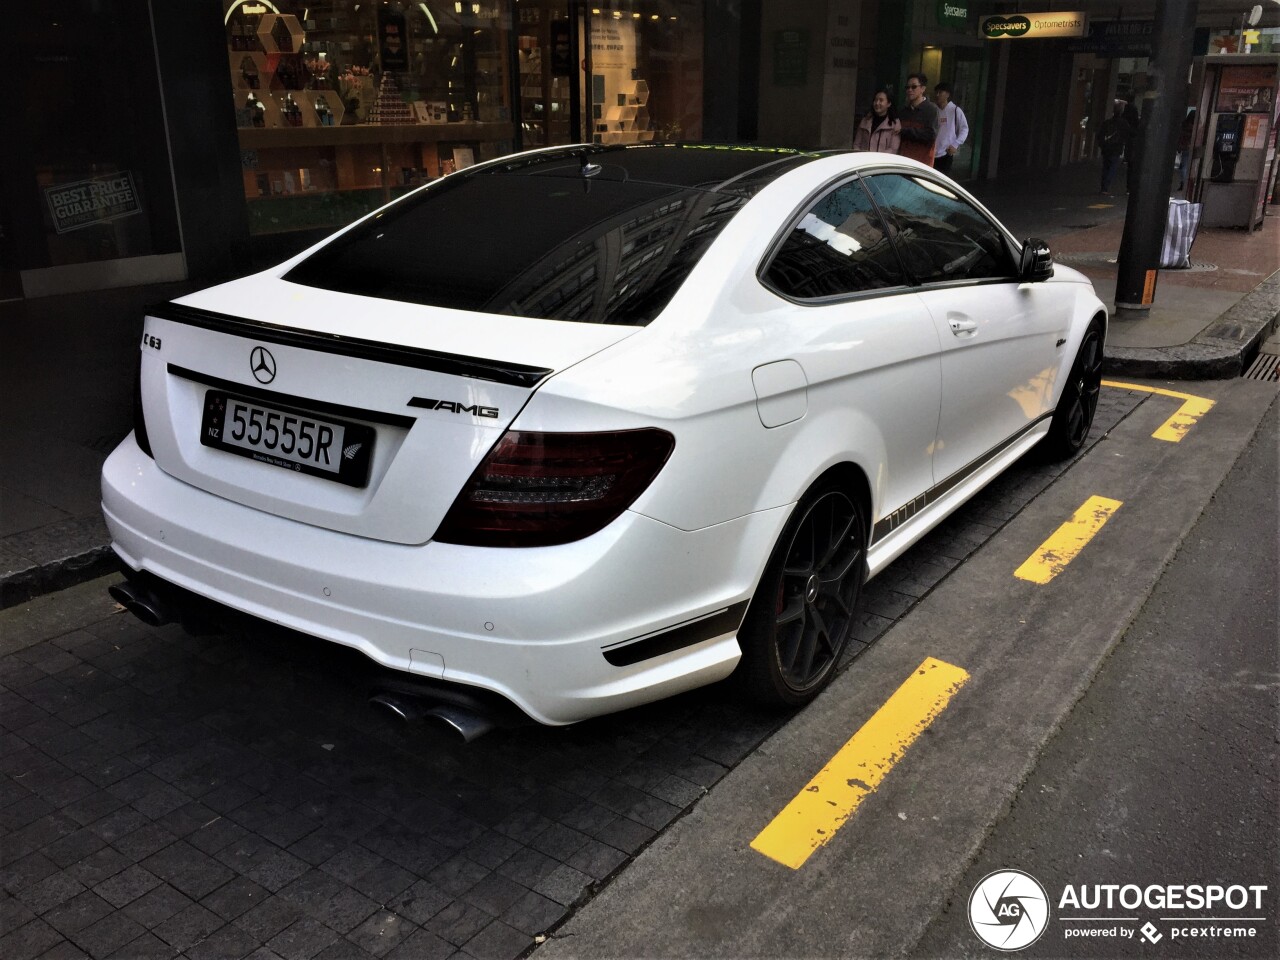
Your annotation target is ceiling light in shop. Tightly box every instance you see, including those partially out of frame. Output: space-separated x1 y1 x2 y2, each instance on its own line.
418 3 439 33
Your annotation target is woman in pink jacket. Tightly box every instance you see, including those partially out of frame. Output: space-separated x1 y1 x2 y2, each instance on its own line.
853 89 901 153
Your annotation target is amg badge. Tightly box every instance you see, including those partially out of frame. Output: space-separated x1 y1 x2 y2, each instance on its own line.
410 397 500 419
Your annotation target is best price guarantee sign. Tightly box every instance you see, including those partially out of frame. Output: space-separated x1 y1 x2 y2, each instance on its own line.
45 172 142 234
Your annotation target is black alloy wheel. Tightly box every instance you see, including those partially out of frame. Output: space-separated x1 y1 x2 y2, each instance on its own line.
738 485 867 707
1042 318 1104 461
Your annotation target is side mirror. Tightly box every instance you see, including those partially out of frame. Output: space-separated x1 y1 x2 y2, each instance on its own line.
1019 238 1055 282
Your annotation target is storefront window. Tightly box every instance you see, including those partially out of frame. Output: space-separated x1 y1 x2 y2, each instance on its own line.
224 1 708 238
21 1 181 271
517 2 574 146
226 0 516 236
1115 56 1150 105
586 2 704 143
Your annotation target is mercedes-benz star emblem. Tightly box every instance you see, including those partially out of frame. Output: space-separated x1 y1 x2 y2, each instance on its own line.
250 346 277 384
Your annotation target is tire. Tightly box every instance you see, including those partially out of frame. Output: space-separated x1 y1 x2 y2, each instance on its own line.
1040 317 1104 462
736 482 868 708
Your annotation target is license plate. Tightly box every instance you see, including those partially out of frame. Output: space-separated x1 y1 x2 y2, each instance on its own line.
200 390 374 486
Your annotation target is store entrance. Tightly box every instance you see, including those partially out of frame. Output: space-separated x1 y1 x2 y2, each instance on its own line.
917 43 984 180
950 51 983 179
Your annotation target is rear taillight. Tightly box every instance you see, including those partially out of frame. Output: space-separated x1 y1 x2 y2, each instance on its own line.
434 429 675 547
133 359 153 458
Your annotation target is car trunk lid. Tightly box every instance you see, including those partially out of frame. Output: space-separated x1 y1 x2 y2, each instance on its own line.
137 277 637 545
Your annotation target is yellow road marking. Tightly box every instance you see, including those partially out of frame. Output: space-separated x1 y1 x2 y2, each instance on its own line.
749 657 969 870
1101 380 1215 442
1014 495 1123 585
1086 203 1114 209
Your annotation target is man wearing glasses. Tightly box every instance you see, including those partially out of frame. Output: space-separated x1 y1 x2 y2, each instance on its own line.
898 73 940 167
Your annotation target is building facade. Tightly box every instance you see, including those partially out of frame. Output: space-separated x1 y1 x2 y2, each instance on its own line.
6 1 1274 301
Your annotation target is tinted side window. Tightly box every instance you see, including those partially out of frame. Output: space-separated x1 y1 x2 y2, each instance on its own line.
763 179 906 299
864 174 1017 284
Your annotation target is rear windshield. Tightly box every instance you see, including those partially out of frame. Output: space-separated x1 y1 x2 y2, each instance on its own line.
284 144 820 326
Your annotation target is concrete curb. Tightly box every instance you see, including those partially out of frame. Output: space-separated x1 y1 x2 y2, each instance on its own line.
0 545 117 610
1103 269 1280 380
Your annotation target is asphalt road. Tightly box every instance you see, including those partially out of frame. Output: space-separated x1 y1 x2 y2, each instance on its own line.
536 377 1279 960
912 391 1279 959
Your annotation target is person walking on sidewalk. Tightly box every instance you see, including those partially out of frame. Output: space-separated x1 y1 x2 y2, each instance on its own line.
853 89 902 153
898 73 940 167
1176 108 1197 193
1098 100 1130 195
932 82 968 177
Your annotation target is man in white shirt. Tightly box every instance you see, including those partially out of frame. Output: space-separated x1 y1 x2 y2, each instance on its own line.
932 82 969 177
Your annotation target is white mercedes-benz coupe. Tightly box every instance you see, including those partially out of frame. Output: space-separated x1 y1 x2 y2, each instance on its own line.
103 144 1106 731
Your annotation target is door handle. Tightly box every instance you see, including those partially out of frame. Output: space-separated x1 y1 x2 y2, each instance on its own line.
949 317 978 336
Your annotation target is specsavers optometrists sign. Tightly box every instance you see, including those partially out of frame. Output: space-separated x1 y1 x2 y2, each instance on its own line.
981 11 1087 40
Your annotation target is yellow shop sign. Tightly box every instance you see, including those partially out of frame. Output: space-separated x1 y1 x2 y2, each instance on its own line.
981 11 1088 40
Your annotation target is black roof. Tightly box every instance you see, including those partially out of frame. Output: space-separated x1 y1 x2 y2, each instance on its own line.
477 143 823 191
284 144 824 326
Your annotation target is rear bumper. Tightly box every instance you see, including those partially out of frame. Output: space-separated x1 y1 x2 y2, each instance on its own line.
102 435 785 724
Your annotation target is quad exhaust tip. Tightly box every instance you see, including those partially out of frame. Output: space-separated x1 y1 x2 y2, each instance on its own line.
110 576 506 744
425 703 495 743
369 692 497 743
108 581 173 628
369 692 425 723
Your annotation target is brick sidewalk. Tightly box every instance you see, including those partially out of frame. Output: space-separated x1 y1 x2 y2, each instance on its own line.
1050 213 1280 294
0 393 1147 960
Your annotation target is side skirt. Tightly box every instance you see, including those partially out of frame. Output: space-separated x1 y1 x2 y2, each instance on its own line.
865 415 1054 580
